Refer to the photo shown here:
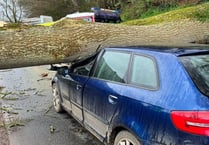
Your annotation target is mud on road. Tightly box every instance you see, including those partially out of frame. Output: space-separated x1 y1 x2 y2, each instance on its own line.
0 66 103 145
0 110 9 145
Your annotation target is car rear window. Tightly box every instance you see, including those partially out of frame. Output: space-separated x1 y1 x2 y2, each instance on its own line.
180 55 209 96
130 55 158 89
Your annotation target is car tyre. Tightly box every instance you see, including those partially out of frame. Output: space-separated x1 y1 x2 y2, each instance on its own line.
52 83 63 113
114 131 141 145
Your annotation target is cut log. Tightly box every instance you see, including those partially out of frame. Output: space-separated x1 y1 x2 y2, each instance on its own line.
0 19 209 69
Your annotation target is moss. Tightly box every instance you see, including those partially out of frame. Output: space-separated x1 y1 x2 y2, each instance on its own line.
6 23 22 29
123 2 209 25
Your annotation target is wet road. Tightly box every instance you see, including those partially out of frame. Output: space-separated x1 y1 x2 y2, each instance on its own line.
0 66 103 145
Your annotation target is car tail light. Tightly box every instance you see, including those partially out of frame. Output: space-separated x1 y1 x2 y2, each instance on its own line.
171 111 209 136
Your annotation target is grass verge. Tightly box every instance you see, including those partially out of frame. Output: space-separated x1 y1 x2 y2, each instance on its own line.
124 2 209 26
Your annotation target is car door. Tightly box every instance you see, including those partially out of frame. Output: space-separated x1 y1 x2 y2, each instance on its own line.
56 67 73 111
68 57 96 122
83 50 131 138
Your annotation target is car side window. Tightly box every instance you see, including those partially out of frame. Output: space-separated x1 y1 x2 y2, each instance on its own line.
73 61 94 76
130 55 158 89
94 51 131 83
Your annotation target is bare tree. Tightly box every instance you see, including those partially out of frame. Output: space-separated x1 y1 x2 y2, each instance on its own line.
0 0 23 23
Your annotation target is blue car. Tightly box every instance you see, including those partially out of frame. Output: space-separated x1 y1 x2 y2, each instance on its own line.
52 46 209 145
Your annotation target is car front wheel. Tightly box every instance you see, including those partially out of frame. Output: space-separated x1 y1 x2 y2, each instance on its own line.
114 131 141 145
52 83 63 113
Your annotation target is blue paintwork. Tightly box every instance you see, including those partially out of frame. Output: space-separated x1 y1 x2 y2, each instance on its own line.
52 47 209 145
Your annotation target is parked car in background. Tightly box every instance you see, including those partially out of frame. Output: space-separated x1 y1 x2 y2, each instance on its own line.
66 12 95 22
51 46 209 145
94 10 121 23
65 8 121 23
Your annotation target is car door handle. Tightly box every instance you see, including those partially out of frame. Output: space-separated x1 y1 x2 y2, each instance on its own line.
108 95 118 104
76 84 82 90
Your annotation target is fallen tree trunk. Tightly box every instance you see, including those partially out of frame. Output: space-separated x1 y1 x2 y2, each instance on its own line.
0 19 209 69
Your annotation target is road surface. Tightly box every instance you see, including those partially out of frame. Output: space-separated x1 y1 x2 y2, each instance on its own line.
0 66 103 145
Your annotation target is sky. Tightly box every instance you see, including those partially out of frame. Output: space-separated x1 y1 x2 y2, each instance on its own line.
0 11 8 21
0 0 3 20
0 0 24 21
0 7 3 21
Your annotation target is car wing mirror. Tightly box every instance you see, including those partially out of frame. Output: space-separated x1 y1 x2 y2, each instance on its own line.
49 64 59 71
57 67 69 76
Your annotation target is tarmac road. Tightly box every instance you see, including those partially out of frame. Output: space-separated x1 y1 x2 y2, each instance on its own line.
0 66 103 145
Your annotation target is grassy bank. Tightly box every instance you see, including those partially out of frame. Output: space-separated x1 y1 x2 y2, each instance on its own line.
124 2 209 26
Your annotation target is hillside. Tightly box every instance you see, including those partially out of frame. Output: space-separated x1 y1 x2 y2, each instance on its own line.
124 2 209 25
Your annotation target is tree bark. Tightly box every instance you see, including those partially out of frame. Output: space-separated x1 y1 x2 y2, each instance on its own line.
0 19 209 69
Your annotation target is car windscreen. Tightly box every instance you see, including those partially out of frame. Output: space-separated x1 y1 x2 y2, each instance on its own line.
180 55 209 97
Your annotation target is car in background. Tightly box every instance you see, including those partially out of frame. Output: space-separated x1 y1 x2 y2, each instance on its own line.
51 46 209 145
65 8 121 23
94 10 121 23
66 12 95 22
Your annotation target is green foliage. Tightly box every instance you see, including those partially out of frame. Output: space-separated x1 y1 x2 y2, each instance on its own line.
123 2 209 25
20 0 208 21
192 3 209 21
21 0 121 20
121 1 147 21
120 0 207 21
140 5 179 18
43 0 76 20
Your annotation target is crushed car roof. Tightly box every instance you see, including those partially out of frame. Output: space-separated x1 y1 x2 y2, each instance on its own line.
106 46 209 56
